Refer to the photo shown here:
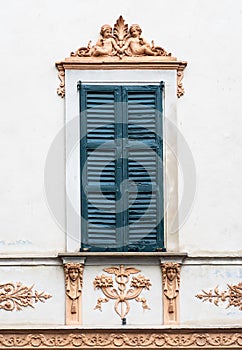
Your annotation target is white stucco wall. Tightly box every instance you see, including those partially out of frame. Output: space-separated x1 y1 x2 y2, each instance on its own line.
0 1 241 254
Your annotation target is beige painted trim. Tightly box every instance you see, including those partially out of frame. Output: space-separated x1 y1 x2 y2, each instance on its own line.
0 328 241 349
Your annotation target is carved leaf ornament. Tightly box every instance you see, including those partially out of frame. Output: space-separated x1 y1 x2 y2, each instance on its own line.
196 282 242 311
93 265 151 320
0 282 51 311
113 15 128 48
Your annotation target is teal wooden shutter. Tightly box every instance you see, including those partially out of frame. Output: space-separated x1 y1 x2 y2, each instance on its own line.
79 84 164 252
80 85 123 251
122 85 164 251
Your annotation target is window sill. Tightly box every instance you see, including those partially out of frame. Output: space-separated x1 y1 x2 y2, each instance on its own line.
59 252 187 259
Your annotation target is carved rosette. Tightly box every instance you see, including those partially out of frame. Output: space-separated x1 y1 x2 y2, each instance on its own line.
55 16 187 98
93 265 151 320
64 262 84 325
196 282 242 311
0 282 51 311
161 262 181 325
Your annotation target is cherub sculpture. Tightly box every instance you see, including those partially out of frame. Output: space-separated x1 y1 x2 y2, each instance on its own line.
91 24 120 57
120 24 156 56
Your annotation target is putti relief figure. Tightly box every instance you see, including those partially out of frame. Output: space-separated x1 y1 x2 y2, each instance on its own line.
121 24 156 56
91 24 120 56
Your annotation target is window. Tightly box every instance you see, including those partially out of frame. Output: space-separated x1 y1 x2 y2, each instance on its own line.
79 83 164 252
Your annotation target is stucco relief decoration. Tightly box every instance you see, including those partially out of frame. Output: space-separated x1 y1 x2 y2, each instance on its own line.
56 16 187 98
0 330 242 348
57 65 65 98
196 282 242 311
93 265 151 320
64 262 84 324
71 16 171 59
0 282 51 311
161 262 181 324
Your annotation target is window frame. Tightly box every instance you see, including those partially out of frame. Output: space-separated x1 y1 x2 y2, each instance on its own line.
65 69 179 253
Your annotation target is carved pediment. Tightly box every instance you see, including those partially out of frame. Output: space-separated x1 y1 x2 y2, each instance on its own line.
55 16 187 98
70 16 171 59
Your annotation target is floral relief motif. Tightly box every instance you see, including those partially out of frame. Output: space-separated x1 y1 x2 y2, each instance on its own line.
0 282 51 311
196 282 242 311
130 275 152 289
93 274 113 289
93 265 151 320
71 16 171 59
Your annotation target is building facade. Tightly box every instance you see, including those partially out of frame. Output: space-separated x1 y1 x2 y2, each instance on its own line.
0 1 241 348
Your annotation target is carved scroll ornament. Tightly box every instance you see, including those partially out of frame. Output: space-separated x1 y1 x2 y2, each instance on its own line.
56 16 187 98
93 265 151 320
196 282 242 311
64 262 84 324
0 282 51 311
161 262 181 324
0 329 242 348
57 65 65 98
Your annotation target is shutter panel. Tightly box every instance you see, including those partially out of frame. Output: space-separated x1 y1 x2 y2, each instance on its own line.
79 84 164 252
122 86 164 251
80 85 122 251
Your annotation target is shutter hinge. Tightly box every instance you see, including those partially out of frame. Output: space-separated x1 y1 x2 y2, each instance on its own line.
160 81 165 91
77 81 82 91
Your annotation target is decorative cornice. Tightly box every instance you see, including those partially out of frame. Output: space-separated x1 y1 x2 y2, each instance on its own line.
56 59 187 99
196 282 242 311
0 282 51 311
0 328 241 348
55 16 187 98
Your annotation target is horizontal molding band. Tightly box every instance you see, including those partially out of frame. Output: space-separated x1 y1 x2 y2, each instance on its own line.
0 253 241 266
56 58 187 71
0 327 241 349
